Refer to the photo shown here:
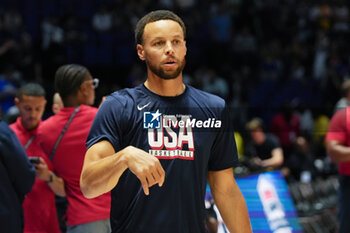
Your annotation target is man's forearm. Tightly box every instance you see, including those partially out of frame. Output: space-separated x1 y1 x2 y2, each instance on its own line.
48 175 66 197
326 140 350 163
80 149 128 199
213 184 252 233
262 148 283 168
209 169 252 233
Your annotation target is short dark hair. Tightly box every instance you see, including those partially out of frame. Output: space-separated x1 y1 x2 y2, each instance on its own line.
54 64 90 100
16 83 46 99
135 10 186 45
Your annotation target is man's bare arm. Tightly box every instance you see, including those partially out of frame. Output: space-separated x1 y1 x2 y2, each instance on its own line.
261 148 283 168
208 168 252 233
34 157 65 196
326 140 350 163
80 140 165 198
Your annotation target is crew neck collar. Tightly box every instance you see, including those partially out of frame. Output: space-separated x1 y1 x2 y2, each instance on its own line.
141 84 188 101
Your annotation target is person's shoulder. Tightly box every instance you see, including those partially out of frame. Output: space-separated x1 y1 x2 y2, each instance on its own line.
330 106 347 122
38 113 59 132
107 86 144 106
0 121 15 139
187 85 226 107
80 104 98 113
266 133 280 144
9 120 18 131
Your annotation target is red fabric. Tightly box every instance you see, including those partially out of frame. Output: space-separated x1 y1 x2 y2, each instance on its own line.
270 113 300 148
10 118 61 233
38 105 110 226
325 107 350 175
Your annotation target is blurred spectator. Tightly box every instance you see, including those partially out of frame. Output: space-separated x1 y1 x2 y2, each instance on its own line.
0 67 22 114
270 102 300 156
158 0 174 9
245 118 284 172
10 83 64 233
0 119 35 233
289 59 306 81
17 32 39 82
38 64 111 233
259 40 284 81
92 5 112 32
208 4 232 68
41 17 64 51
202 69 229 100
309 3 332 31
294 101 314 139
41 16 65 82
284 136 315 181
3 7 23 34
332 1 349 33
234 131 244 161
313 110 330 158
326 106 350 233
0 38 19 72
175 0 195 10
232 27 257 55
312 31 329 80
64 16 87 64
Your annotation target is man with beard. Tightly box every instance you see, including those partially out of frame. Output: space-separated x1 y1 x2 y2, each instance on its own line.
10 83 64 233
80 10 251 233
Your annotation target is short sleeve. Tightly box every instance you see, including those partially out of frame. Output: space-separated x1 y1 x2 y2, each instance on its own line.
208 104 239 171
86 95 127 151
269 134 281 149
326 108 347 144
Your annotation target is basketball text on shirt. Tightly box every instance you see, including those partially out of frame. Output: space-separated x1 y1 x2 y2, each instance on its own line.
144 110 221 160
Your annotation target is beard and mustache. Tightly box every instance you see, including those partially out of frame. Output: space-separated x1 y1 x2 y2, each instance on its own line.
146 56 186 80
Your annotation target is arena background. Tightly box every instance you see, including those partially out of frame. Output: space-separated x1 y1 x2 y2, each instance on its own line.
0 0 348 232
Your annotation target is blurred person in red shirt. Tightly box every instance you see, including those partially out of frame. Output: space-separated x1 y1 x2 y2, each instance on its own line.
38 64 110 233
326 106 350 233
10 83 64 233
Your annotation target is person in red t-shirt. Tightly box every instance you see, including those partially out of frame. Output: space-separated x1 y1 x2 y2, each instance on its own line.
326 106 350 233
38 64 111 233
10 83 65 233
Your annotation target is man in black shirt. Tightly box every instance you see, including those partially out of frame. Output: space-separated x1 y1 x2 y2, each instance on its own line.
245 118 284 172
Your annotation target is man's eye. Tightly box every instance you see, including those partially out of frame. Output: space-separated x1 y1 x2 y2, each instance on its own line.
155 41 164 46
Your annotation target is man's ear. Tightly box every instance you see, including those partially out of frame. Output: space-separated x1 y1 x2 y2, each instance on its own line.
137 44 145 61
79 83 89 96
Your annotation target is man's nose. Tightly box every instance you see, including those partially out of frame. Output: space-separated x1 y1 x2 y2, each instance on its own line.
165 41 174 55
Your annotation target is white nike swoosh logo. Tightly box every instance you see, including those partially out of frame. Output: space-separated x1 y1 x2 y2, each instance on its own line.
137 102 151 111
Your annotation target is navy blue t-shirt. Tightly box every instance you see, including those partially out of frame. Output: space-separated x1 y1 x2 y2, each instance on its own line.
87 84 238 233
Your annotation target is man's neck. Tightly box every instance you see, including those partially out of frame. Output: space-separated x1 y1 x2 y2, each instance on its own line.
21 120 38 132
144 75 185 97
63 96 81 107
